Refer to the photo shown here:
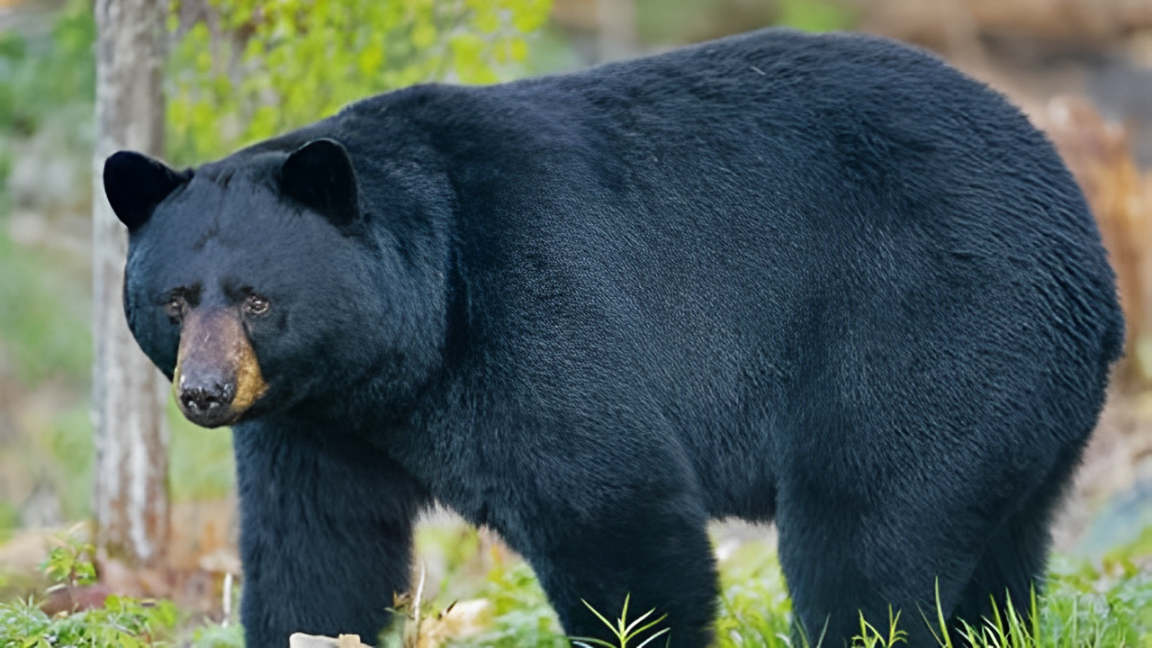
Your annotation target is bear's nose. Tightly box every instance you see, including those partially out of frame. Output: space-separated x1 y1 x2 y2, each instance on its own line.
179 380 235 417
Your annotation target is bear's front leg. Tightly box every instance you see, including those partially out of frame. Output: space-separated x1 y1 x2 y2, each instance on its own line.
231 418 428 648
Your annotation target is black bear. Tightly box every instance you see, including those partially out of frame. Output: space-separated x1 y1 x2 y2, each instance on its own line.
103 29 1122 647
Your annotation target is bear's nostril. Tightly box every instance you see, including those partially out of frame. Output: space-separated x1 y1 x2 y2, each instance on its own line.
180 391 197 412
181 385 229 413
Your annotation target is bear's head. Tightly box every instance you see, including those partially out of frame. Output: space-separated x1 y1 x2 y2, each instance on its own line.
103 138 422 428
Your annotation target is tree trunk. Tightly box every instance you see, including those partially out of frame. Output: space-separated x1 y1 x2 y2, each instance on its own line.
597 0 638 63
91 0 169 567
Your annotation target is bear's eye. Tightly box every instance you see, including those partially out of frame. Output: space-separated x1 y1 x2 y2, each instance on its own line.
244 294 271 317
164 295 187 321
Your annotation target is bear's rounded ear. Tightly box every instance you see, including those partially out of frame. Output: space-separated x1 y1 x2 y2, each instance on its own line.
279 138 360 226
103 151 189 232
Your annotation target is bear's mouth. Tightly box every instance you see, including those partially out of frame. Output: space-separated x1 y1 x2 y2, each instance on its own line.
173 307 268 428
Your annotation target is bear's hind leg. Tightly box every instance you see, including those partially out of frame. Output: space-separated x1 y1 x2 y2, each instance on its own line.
529 513 718 648
948 508 1049 643
775 480 987 648
949 470 1070 642
498 481 719 647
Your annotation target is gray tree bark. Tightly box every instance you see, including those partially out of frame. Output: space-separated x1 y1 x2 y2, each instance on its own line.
597 0 638 63
91 0 169 567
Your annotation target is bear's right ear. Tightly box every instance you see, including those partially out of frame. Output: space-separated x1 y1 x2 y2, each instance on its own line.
279 138 360 226
103 151 189 232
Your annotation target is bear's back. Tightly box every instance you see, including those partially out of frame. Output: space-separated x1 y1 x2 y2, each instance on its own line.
326 30 1122 520
368 29 1119 376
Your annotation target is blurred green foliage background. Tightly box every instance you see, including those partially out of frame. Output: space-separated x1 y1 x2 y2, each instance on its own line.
166 0 552 163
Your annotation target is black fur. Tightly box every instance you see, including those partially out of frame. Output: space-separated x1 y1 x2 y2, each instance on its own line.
104 151 191 231
108 29 1123 647
279 138 361 226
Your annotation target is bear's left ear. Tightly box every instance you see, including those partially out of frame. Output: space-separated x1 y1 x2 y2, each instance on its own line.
103 151 190 232
280 138 360 226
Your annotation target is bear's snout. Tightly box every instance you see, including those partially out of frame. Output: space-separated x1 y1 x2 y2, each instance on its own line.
173 307 268 428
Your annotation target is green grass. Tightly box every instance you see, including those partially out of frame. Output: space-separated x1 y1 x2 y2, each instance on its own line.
4 512 1152 647
714 538 795 647
373 528 1152 648
711 541 1152 647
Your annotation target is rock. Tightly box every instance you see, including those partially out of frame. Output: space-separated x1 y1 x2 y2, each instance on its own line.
288 633 370 648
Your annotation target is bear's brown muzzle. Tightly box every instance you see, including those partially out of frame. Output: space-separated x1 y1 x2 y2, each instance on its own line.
173 307 267 428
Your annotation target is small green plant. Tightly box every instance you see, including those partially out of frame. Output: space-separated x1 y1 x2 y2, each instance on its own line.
957 590 1038 648
570 594 670 648
853 607 907 647
40 527 97 591
0 529 178 647
927 579 957 648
